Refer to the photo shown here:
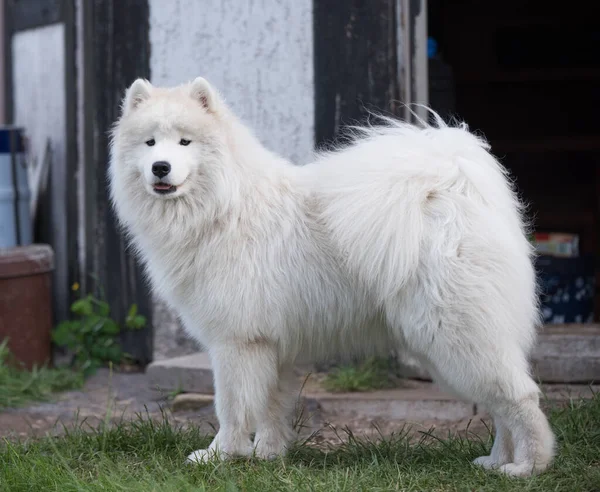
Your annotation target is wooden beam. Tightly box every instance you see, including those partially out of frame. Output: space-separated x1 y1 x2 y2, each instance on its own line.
82 0 153 365
313 0 402 148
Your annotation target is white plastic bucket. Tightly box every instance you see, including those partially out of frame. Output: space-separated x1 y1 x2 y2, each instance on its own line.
0 127 31 248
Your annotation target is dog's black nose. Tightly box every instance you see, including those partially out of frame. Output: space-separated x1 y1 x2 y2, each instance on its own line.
152 161 171 178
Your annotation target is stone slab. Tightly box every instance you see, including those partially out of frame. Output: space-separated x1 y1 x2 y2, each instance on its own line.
146 352 214 394
171 393 214 412
147 354 474 420
531 324 600 383
398 324 600 383
531 357 600 384
164 385 475 421
304 387 476 421
540 383 600 402
146 324 600 397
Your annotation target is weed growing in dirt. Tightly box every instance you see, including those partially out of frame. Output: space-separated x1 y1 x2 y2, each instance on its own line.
52 282 147 377
322 356 399 392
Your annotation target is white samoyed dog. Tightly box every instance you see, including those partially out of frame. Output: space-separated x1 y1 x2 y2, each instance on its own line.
109 77 555 476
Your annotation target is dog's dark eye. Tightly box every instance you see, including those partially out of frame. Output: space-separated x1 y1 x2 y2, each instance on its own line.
179 139 191 146
145 139 155 146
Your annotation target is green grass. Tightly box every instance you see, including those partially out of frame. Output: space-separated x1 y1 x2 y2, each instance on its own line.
1 393 599 491
323 357 398 392
0 340 84 409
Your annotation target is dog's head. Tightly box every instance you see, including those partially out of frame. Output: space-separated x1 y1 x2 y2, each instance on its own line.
110 77 226 201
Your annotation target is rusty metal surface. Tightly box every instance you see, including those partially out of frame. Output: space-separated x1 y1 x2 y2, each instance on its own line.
0 244 54 368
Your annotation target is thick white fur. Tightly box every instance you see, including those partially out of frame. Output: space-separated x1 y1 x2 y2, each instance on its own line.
109 77 555 476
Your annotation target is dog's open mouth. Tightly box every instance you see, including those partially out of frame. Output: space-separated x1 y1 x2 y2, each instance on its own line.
153 183 177 195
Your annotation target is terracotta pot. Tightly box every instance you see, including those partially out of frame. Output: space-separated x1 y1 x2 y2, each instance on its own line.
0 244 54 369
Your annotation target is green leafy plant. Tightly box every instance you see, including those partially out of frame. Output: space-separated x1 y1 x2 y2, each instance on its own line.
52 288 146 377
124 303 148 331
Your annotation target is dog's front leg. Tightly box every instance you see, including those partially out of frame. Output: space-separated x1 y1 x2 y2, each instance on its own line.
186 340 281 464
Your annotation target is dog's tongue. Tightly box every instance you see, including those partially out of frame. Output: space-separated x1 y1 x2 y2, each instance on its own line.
154 183 172 190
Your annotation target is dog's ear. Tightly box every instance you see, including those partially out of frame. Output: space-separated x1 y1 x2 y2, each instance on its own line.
122 78 153 115
190 77 219 113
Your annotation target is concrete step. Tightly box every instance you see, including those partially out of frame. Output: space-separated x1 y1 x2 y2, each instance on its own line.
146 324 600 396
531 324 600 383
165 383 598 424
164 380 476 421
397 324 600 384
147 352 214 394
304 386 476 421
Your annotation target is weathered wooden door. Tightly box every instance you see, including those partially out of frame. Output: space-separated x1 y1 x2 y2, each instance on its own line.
78 0 154 365
313 0 428 147
3 0 154 365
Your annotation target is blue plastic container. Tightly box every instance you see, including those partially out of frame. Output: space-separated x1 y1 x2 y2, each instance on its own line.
0 126 31 248
535 254 595 324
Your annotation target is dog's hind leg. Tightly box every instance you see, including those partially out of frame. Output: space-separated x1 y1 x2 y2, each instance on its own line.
473 414 514 469
418 332 555 477
186 340 285 464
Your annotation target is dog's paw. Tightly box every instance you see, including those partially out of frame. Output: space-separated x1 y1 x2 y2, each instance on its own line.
473 455 499 470
186 448 223 465
254 440 287 461
253 429 290 460
498 462 538 477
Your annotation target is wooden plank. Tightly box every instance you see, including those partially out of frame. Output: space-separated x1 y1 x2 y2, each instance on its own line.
84 0 153 365
313 0 401 148
595 163 600 322
6 0 62 32
63 0 79 312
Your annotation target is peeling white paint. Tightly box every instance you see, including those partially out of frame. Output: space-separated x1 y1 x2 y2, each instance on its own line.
149 0 315 358
149 0 315 165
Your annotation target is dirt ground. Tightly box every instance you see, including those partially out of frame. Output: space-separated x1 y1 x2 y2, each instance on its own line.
0 369 497 448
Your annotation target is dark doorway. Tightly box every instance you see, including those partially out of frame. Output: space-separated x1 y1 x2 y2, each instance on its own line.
429 0 600 322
